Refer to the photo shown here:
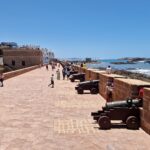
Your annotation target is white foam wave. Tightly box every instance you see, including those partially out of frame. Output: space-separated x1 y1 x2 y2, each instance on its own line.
138 61 145 63
129 69 150 76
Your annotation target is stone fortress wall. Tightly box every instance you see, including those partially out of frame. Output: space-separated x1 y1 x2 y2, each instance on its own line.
4 65 40 80
0 47 42 70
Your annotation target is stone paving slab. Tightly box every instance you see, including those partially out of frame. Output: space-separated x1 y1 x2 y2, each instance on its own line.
0 66 150 150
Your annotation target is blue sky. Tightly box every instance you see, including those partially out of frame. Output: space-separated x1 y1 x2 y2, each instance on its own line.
0 0 150 59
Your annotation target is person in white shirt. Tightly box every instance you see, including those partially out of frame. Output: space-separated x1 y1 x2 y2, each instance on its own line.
106 65 112 74
56 69 60 80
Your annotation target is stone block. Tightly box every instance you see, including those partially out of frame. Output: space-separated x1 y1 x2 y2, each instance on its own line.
144 88 150 102
143 110 150 124
113 78 150 101
141 118 150 135
99 74 125 100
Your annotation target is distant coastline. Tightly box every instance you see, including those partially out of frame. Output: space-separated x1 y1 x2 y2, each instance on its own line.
86 58 150 81
118 57 150 63
87 66 150 82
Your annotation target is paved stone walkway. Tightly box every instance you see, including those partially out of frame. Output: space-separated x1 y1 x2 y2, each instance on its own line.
0 66 150 150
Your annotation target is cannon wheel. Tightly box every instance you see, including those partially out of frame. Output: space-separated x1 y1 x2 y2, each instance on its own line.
91 88 98 94
70 79 74 82
126 116 140 130
98 116 111 129
77 88 83 94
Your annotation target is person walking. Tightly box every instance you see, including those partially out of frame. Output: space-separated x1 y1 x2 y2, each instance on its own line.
56 69 60 80
62 67 66 80
66 68 70 80
0 73 4 87
48 74 54 88
46 64 49 71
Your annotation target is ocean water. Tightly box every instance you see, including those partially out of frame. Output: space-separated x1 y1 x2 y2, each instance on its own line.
87 59 150 77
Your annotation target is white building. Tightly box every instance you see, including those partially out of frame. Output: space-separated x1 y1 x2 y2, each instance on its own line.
41 48 55 64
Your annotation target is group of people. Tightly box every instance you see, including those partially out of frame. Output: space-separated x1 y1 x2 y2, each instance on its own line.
48 63 75 88
62 65 74 80
47 63 57 88
48 63 112 90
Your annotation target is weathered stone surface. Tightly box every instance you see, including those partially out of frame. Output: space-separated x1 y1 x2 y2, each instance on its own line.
113 78 150 100
2 48 42 70
99 73 125 100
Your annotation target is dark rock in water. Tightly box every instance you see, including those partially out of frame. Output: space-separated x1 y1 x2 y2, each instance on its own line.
145 60 150 64
128 58 145 62
127 68 136 70
119 57 150 63
111 61 136 65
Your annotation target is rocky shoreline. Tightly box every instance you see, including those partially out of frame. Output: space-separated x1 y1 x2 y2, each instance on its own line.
111 61 135 65
97 67 150 82
119 57 150 63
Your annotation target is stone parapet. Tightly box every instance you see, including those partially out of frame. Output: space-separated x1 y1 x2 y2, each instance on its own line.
4 65 39 80
72 65 79 72
99 74 125 100
141 88 150 134
85 69 99 80
113 78 150 100
73 65 86 73
80 67 86 74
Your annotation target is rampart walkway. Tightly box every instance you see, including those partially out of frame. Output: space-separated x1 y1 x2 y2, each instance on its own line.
0 66 150 150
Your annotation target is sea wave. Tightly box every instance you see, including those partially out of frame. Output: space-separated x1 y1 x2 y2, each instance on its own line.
128 69 150 76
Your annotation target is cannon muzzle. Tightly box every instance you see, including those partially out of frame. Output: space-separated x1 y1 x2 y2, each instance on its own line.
91 110 102 116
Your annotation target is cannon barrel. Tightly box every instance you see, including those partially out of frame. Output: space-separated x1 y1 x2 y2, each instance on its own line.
70 71 78 75
91 110 102 116
104 99 143 110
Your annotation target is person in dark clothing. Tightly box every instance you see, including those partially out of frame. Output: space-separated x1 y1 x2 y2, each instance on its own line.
62 68 66 80
66 68 70 80
0 73 4 87
46 64 49 70
48 74 54 88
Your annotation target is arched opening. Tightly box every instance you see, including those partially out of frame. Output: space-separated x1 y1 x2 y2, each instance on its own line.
0 49 3 56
